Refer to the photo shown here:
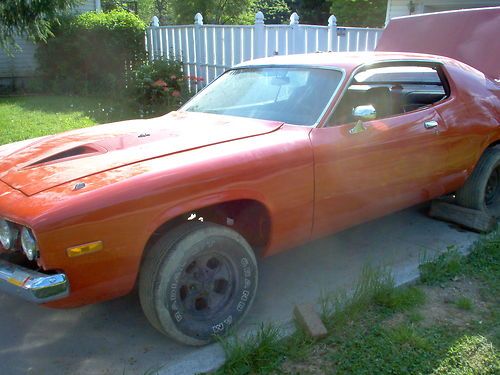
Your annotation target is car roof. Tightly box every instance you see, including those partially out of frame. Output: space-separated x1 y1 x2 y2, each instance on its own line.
235 51 455 73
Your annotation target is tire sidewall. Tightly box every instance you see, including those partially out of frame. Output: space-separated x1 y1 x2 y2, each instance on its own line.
478 153 500 214
471 148 500 216
153 225 258 346
457 148 500 216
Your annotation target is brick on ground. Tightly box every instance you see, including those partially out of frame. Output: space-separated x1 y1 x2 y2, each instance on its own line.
293 303 328 339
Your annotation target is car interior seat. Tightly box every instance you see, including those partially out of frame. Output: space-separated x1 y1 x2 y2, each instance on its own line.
365 86 392 119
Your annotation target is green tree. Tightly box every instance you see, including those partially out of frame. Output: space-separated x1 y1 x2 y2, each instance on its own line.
101 0 139 13
329 0 387 27
100 0 162 26
251 0 291 24
135 0 155 23
0 0 81 51
152 0 170 24
286 0 331 24
170 0 253 24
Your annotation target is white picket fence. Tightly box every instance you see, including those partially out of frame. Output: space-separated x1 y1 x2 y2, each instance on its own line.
146 12 383 87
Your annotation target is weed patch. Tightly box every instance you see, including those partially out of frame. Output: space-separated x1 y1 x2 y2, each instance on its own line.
214 232 499 375
455 297 474 311
419 245 463 285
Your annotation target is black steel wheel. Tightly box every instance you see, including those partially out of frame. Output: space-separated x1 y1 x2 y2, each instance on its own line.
178 253 235 319
139 222 258 346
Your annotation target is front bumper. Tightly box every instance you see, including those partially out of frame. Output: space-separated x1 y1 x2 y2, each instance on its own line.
0 258 69 303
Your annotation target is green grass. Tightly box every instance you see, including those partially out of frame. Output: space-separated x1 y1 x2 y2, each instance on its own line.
320 266 396 324
217 325 285 375
420 229 500 289
0 95 170 145
323 322 498 375
407 310 425 324
214 231 500 375
464 231 500 297
455 297 474 311
419 245 463 285
373 285 426 312
432 335 498 375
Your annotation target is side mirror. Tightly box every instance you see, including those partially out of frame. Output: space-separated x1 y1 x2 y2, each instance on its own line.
352 105 376 121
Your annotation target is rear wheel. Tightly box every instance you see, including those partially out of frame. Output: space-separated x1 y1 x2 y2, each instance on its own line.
456 148 500 217
139 222 258 346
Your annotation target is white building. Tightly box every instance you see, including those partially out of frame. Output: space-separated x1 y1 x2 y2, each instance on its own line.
0 0 101 91
385 0 500 23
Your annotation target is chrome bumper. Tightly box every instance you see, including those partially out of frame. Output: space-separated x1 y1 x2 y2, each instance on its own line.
0 258 69 303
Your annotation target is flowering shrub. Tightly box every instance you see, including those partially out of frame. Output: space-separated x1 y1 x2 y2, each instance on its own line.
129 58 204 111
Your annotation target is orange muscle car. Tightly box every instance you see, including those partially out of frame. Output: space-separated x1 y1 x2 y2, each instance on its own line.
0 8 499 345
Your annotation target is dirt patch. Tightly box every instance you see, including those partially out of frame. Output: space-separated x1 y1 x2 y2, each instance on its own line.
417 278 488 327
384 278 489 329
279 344 329 375
384 312 406 328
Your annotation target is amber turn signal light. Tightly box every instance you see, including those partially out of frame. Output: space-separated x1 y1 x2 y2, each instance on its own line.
67 241 103 258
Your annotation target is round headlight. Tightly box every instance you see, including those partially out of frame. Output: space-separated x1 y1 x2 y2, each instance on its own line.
0 219 16 250
21 227 38 260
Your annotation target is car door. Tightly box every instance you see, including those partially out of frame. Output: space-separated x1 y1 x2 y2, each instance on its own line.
309 63 452 239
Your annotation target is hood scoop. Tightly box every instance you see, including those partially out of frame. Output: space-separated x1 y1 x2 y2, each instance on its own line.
25 144 106 169
0 111 283 196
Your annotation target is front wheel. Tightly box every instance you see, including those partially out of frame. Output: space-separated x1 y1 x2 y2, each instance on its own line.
456 148 500 217
139 222 258 346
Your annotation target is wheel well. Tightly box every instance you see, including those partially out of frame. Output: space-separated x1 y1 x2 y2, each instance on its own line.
144 200 271 256
488 140 500 150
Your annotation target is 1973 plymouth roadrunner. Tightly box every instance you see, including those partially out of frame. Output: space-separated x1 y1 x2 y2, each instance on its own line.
0 8 499 345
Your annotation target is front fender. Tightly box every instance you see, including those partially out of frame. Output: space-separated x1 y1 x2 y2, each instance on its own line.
145 188 273 244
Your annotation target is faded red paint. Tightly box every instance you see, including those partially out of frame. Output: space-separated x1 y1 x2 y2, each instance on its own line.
377 7 500 80
0 49 498 308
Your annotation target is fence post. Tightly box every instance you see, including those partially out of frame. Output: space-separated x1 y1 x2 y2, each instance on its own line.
289 12 300 54
328 15 338 52
194 13 205 83
149 16 160 60
254 11 265 59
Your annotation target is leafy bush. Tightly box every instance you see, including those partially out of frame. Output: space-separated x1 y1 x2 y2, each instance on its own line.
36 10 146 95
128 58 203 110
329 0 387 27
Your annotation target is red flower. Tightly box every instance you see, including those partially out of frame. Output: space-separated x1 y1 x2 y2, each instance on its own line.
152 79 167 87
171 90 181 97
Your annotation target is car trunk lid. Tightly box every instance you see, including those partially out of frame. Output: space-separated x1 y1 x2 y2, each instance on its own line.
376 7 500 80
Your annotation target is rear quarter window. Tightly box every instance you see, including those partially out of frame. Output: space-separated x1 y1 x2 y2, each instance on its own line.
330 64 449 125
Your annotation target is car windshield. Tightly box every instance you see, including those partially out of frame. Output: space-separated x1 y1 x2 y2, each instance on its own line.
182 67 343 126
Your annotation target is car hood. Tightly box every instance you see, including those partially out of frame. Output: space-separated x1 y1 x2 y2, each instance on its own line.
0 111 283 196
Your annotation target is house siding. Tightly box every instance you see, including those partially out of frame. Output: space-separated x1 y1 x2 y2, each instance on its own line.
385 0 500 24
0 0 99 82
78 0 100 13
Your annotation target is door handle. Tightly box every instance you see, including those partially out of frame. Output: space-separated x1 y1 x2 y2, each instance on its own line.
424 120 438 129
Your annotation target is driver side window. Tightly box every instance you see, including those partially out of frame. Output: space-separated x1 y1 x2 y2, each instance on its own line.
329 64 449 126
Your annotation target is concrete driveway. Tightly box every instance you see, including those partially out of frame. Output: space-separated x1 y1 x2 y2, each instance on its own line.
0 204 479 375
